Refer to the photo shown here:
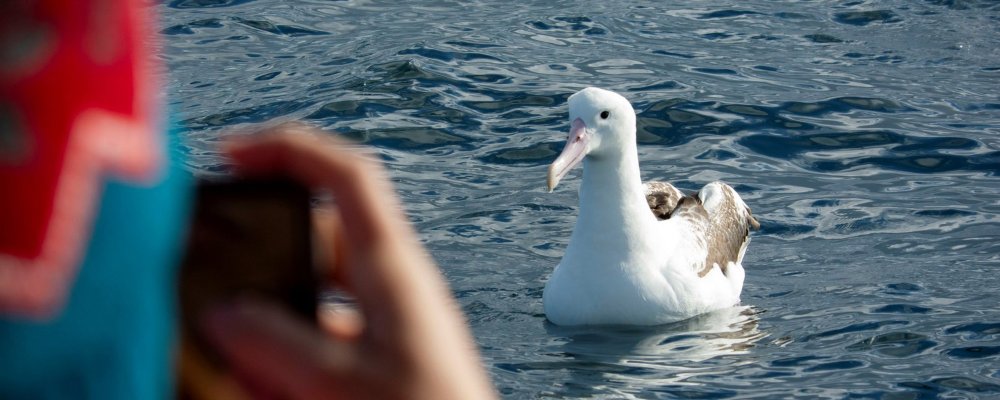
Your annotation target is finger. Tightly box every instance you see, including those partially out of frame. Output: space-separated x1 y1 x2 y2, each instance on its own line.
202 298 361 400
319 302 363 341
313 206 365 340
222 129 443 330
223 127 400 250
311 206 349 285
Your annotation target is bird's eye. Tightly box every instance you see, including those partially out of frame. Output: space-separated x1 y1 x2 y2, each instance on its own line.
600 111 610 119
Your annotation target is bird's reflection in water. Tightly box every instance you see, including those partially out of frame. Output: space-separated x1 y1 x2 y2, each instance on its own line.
540 306 767 397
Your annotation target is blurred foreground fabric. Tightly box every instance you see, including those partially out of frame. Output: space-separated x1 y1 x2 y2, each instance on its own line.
0 1 190 398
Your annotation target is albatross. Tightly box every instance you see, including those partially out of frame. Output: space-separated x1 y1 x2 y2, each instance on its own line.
543 87 760 326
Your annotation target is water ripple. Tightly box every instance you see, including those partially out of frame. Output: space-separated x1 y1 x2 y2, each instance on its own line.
167 0 257 9
833 10 903 26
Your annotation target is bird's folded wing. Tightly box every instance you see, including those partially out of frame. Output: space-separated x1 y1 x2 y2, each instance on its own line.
644 181 759 278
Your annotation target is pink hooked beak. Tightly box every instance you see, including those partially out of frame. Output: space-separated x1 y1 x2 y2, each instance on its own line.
547 117 589 192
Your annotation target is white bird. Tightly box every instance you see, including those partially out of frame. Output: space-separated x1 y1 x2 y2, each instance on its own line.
543 87 759 326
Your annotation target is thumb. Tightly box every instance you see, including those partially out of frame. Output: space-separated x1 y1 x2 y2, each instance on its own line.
201 298 361 399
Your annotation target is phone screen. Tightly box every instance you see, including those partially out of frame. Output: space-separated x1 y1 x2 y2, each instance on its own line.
178 179 316 398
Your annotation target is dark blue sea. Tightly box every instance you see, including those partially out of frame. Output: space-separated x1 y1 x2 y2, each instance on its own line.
160 1 1000 398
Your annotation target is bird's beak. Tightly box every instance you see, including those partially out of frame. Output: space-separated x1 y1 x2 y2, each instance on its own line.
547 118 589 192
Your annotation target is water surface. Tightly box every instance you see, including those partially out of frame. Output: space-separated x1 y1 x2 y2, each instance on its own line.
161 1 1000 398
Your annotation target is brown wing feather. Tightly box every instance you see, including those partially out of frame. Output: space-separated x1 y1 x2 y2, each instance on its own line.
644 181 684 220
645 181 759 278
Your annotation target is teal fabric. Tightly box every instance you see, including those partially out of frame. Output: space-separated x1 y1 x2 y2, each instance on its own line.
0 131 191 399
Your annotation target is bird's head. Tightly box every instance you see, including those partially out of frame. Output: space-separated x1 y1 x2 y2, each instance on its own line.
547 87 636 192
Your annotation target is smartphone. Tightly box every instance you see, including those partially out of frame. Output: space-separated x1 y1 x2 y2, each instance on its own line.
177 179 317 398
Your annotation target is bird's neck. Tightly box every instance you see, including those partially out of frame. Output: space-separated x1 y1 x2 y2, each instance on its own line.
572 146 655 249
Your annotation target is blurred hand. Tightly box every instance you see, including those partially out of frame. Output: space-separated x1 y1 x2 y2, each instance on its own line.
203 124 497 400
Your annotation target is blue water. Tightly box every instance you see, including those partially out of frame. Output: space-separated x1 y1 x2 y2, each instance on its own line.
161 1 1000 398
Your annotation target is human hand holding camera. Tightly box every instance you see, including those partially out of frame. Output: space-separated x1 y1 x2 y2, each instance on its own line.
200 124 496 400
